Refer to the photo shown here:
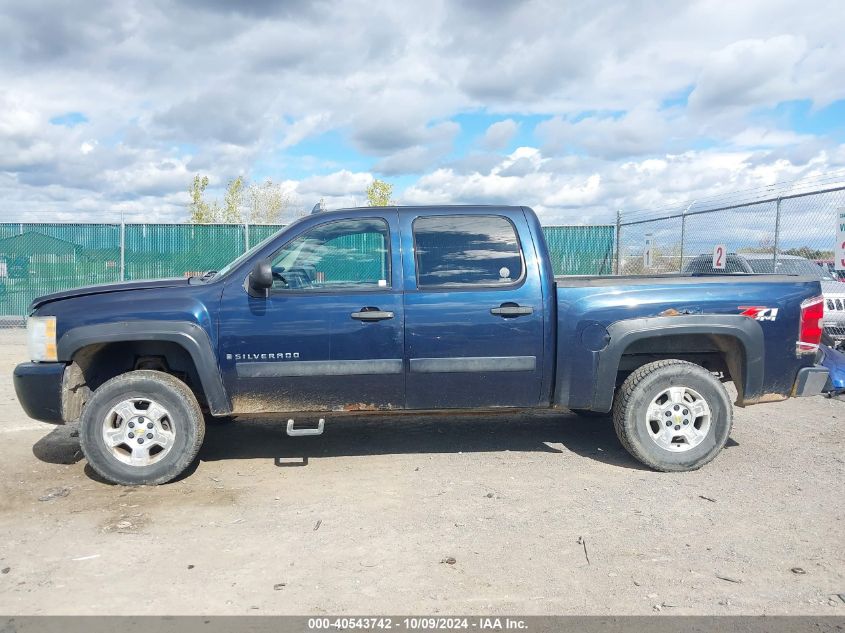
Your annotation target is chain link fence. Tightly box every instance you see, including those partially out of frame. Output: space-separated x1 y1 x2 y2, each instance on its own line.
616 186 845 275
0 222 612 325
616 185 845 342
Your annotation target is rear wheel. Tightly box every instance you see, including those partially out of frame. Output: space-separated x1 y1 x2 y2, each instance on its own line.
612 360 732 472
79 370 205 485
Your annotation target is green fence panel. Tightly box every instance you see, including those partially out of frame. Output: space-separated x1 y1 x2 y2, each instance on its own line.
318 231 388 283
542 225 615 275
251 225 385 283
124 224 245 280
248 224 286 247
0 222 617 320
0 223 121 318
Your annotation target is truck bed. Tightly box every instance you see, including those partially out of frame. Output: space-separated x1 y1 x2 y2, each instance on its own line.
551 273 822 411
554 273 818 287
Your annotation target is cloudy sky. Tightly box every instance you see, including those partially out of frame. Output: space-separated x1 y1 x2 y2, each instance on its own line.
2 0 844 224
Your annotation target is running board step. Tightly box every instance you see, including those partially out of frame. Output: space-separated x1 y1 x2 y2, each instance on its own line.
286 418 325 437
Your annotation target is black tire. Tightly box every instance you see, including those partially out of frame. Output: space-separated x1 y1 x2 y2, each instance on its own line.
570 409 608 418
79 370 205 485
612 360 732 472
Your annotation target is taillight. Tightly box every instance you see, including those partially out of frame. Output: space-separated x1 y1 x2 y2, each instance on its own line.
797 295 824 354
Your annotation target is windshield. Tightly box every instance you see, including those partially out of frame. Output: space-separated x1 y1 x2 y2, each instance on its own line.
214 229 284 278
746 258 833 279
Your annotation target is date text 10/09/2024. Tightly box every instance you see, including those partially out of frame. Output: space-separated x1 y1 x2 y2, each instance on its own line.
307 617 528 630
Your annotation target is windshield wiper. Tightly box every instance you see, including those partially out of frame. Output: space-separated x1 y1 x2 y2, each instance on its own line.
200 270 217 281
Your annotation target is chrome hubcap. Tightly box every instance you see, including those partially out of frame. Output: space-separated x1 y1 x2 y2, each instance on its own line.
102 398 175 466
645 386 711 452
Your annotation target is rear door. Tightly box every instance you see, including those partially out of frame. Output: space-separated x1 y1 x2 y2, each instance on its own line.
400 208 545 409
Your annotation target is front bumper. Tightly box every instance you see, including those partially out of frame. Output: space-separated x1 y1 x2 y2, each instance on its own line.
13 362 66 424
792 366 830 397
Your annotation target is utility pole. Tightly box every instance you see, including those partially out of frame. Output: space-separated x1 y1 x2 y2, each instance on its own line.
679 200 695 272
119 209 126 281
614 210 622 275
773 197 782 268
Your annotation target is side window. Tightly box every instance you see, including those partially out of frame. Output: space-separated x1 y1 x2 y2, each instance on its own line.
270 218 390 291
413 215 524 288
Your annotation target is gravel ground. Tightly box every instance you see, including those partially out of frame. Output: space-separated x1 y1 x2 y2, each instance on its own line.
0 329 842 615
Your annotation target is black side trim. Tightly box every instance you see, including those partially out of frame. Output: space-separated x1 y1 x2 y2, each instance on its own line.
409 356 537 373
237 359 403 378
57 321 231 415
592 315 765 412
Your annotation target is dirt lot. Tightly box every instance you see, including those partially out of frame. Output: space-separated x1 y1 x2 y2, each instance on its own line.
0 329 842 616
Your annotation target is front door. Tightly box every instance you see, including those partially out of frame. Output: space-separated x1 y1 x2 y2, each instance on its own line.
400 208 545 409
219 213 404 413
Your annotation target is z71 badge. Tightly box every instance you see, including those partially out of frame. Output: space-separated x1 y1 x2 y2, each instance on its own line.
739 306 779 321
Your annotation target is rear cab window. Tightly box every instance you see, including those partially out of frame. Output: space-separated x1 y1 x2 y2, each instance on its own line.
412 215 525 288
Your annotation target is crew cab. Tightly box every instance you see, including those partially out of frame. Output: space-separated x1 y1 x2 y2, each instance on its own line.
13 206 829 485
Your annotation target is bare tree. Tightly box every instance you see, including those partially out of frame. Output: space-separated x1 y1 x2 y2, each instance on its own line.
247 179 303 224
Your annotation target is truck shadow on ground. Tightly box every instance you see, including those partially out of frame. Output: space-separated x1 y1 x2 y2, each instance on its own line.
201 412 651 469
32 412 741 480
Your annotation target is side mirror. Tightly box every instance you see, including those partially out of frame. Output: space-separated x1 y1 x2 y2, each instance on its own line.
248 260 273 297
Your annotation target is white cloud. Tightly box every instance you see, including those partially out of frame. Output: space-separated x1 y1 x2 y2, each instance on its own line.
279 113 332 149
401 144 845 225
373 121 460 175
689 35 809 111
480 119 519 151
403 147 605 217
296 170 373 198
536 106 678 159
0 0 843 221
729 127 815 148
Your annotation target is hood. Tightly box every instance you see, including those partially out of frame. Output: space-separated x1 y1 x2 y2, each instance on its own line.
30 278 190 312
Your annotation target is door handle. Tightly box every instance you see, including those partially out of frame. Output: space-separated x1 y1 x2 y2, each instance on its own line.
490 304 534 318
351 308 395 321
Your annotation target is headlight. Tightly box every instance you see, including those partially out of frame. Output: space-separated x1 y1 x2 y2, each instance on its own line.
27 316 57 362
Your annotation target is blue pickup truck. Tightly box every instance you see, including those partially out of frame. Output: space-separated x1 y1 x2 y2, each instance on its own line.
13 205 829 485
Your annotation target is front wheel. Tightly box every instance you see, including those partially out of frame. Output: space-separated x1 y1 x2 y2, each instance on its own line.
612 360 732 472
79 370 205 485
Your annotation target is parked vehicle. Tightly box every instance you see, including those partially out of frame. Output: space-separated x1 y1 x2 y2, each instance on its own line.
819 343 845 397
14 206 829 485
814 259 845 282
683 253 845 347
